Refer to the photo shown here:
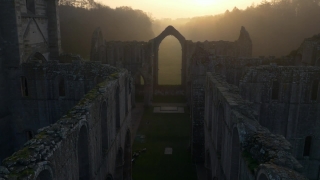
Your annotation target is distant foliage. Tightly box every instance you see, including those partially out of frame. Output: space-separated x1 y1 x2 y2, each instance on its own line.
59 4 154 59
154 0 320 57
59 0 95 9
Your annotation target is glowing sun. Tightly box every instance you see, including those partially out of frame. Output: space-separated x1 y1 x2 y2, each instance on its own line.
195 0 215 6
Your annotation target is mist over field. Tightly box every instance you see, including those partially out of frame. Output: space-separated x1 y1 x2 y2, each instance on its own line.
59 0 320 84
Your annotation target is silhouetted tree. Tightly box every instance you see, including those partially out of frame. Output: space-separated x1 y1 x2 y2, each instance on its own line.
59 3 154 59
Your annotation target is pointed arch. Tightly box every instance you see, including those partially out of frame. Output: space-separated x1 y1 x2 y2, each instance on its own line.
152 26 187 87
78 125 90 180
36 169 53 180
34 162 54 180
27 52 47 63
257 173 269 180
106 174 114 180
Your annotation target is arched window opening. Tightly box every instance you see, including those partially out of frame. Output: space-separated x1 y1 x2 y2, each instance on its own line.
101 101 108 155
303 136 312 157
26 130 34 140
26 0 35 14
158 36 182 85
311 80 319 101
106 174 113 180
78 126 90 180
258 173 269 180
32 52 47 63
115 86 120 131
271 80 279 100
36 169 53 180
59 78 65 97
21 76 29 97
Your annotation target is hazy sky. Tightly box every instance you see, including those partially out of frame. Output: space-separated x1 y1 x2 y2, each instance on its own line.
99 0 263 19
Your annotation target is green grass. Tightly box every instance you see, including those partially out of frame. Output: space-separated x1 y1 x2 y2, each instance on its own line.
132 107 197 180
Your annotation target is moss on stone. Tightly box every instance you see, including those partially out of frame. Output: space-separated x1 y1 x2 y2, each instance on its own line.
35 131 47 139
3 147 31 164
78 88 99 106
110 73 118 78
242 150 259 173
20 168 34 177
8 168 35 178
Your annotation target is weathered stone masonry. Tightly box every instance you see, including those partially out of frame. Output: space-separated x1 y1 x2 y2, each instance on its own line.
0 61 133 180
90 26 253 105
0 0 62 165
1 0 319 179
239 66 320 179
204 73 307 180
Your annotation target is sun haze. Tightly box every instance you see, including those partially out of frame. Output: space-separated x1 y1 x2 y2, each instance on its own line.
98 0 262 19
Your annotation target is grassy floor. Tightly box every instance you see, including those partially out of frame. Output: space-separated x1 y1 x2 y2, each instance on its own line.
132 107 197 180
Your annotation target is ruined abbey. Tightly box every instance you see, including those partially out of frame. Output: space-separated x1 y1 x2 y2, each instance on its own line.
0 0 319 180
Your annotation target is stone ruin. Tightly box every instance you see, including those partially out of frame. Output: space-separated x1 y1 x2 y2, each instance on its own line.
0 0 320 179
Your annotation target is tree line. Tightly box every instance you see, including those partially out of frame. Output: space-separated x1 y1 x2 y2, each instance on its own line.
59 3 154 59
59 0 320 58
164 0 320 57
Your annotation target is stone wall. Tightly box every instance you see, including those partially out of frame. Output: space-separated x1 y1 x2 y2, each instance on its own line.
0 63 133 180
0 0 61 66
91 26 253 107
204 73 307 180
296 34 320 66
239 65 320 179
